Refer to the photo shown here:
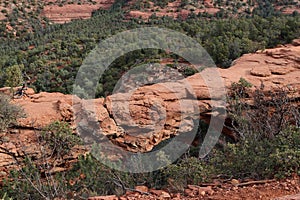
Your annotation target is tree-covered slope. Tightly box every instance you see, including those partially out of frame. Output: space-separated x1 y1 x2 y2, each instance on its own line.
0 0 299 97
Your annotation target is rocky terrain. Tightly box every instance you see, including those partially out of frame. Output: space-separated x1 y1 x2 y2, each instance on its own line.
0 39 299 199
0 38 299 175
117 0 300 20
42 0 300 22
42 0 115 23
126 0 221 20
0 0 299 36
0 0 115 37
88 176 300 200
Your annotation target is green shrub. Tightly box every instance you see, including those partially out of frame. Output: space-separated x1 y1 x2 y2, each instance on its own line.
63 154 121 198
206 80 300 180
61 153 203 197
228 79 298 140
0 93 25 132
229 77 252 99
1 121 80 199
2 156 69 200
41 121 81 158
163 157 213 191
183 67 197 76
210 127 300 179
4 65 23 88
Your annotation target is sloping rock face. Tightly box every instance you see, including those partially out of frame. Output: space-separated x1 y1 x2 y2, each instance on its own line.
220 40 300 90
0 39 299 176
17 92 74 127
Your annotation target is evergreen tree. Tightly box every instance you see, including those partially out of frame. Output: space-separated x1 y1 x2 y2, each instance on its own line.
4 64 23 87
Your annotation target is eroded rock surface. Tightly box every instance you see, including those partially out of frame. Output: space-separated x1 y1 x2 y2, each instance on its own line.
0 39 299 178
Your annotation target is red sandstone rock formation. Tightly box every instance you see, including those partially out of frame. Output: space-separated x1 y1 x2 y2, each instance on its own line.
42 0 114 24
0 39 299 177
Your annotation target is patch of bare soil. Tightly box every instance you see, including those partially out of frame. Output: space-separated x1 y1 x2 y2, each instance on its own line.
205 177 300 200
88 176 300 200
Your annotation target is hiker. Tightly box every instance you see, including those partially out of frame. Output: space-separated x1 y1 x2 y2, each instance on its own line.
14 83 29 98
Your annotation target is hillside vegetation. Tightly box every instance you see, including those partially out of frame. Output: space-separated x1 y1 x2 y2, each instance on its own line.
0 0 300 199
0 0 299 97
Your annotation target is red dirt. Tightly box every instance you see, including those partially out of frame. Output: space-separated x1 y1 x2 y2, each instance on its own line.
204 177 300 200
89 176 300 199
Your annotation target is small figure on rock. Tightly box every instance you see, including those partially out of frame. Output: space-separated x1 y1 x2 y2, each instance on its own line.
14 83 29 99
